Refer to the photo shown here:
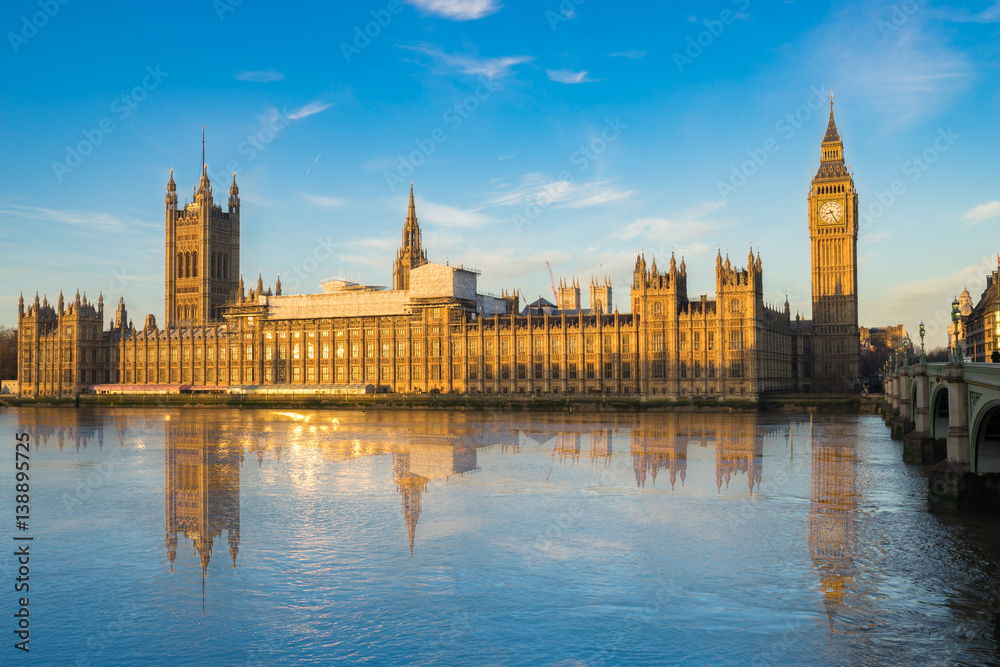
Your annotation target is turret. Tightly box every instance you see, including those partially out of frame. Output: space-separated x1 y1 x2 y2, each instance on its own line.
97 291 104 319
229 172 239 212
58 289 65 316
166 168 177 209
115 295 127 332
18 292 24 318
256 272 263 295
275 275 282 296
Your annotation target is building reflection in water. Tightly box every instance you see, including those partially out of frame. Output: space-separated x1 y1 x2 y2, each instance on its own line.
629 413 761 492
808 424 857 629
164 416 243 613
392 444 479 557
16 406 134 452
20 409 774 583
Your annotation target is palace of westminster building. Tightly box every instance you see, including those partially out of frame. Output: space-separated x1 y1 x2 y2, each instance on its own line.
16 101 861 398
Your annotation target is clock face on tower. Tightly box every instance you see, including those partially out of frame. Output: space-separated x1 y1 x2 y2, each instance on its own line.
819 200 844 224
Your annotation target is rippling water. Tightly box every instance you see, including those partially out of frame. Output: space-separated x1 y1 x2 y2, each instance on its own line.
3 407 999 665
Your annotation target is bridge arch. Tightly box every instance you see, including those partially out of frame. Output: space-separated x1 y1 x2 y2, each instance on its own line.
929 384 949 440
971 400 1000 473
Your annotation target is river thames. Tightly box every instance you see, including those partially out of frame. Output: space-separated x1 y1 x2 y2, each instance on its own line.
3 407 999 665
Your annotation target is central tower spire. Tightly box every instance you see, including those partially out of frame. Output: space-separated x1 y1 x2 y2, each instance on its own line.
392 182 427 291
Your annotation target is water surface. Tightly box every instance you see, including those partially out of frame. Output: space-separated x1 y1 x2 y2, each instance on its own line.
3 407 999 665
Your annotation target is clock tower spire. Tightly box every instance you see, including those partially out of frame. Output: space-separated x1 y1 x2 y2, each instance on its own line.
808 92 860 389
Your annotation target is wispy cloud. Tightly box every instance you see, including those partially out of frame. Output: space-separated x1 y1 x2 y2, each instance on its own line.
235 69 284 82
288 100 333 120
613 201 736 242
488 173 632 209
498 152 515 160
818 4 971 124
962 200 1000 226
931 1 1000 23
334 237 400 270
416 198 495 228
547 69 599 84
610 50 647 59
303 194 348 209
406 44 532 78
404 0 501 21
0 205 140 232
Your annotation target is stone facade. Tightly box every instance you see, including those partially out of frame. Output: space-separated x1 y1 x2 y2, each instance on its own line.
18 110 868 397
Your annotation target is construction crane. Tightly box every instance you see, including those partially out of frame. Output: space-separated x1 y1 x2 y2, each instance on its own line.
546 262 558 304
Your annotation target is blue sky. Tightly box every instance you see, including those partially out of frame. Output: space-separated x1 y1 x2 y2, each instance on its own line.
1 0 998 347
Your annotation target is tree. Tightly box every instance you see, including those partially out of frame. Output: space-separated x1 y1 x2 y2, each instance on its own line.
0 326 16 380
925 346 950 362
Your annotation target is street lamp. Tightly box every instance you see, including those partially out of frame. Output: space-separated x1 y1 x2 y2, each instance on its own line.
951 297 961 363
919 321 926 363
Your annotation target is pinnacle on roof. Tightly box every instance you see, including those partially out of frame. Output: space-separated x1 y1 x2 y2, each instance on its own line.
823 91 841 144
407 181 416 222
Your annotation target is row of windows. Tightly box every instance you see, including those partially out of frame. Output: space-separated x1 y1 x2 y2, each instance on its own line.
650 300 744 316
650 331 742 352
651 360 743 380
176 251 233 280
113 358 757 386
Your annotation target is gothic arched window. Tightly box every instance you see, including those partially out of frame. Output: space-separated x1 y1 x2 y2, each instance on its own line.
192 251 198 278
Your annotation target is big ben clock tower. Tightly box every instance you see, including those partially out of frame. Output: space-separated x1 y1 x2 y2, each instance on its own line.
809 94 860 388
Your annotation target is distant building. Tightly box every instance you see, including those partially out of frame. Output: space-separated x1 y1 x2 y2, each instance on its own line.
950 287 976 359
961 274 1000 362
17 99 866 397
859 325 909 353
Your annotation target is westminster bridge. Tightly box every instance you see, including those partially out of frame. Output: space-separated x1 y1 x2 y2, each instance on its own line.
884 361 1000 510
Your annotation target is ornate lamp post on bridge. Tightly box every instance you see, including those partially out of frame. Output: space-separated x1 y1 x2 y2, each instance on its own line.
951 297 961 363
919 321 926 363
